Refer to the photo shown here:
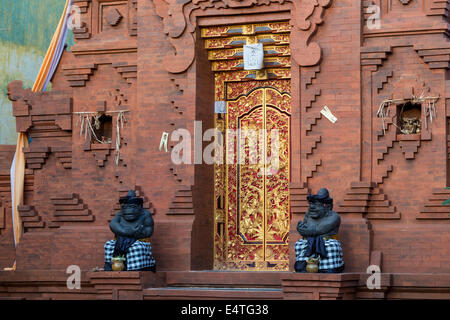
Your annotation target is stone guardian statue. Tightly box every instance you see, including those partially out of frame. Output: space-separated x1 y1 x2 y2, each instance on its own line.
294 188 345 273
104 190 156 271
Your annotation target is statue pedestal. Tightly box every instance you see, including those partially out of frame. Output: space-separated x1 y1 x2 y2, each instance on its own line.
281 273 360 300
87 271 166 300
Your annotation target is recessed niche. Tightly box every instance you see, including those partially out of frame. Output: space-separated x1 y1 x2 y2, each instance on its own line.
91 114 113 144
397 102 421 135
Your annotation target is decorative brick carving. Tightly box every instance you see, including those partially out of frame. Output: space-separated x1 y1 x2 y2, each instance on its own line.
22 145 70 175
337 182 400 220
289 183 310 215
426 0 450 17
7 81 73 134
398 134 421 159
153 0 332 73
170 75 188 115
303 62 322 111
0 147 32 236
414 44 450 70
375 82 434 163
50 194 94 228
71 0 140 41
52 146 72 169
305 113 322 134
23 147 50 171
302 65 323 179
73 22 91 40
169 166 185 183
304 88 321 110
302 159 322 184
129 0 138 36
98 1 129 36
374 70 393 93
361 46 392 72
17 205 45 229
72 0 92 39
112 63 137 86
83 143 114 167
304 135 321 157
72 0 91 13
167 74 190 184
167 185 194 215
398 0 412 5
417 188 450 220
105 8 123 26
62 64 98 87
304 65 320 88
373 164 393 185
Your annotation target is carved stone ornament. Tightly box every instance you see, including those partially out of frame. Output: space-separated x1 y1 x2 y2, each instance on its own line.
398 0 412 5
153 0 332 73
105 8 123 26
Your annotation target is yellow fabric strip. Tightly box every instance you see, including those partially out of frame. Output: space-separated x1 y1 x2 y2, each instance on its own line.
13 133 28 246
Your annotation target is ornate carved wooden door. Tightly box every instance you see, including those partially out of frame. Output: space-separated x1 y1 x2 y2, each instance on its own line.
214 80 291 271
201 21 292 271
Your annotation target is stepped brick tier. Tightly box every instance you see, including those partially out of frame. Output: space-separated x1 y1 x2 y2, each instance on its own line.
1 0 450 299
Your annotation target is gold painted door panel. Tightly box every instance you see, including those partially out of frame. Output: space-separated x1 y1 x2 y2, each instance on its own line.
214 80 290 271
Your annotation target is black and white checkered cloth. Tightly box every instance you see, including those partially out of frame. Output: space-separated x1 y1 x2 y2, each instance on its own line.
295 238 344 270
104 240 156 271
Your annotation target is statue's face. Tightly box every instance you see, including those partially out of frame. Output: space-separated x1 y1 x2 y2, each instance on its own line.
308 200 329 219
121 203 142 222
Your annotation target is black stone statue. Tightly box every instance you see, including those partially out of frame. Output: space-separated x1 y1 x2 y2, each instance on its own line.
104 190 156 271
294 188 345 273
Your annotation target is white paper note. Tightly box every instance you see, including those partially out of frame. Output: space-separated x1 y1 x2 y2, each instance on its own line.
215 101 227 114
159 132 169 152
243 43 264 70
320 106 338 124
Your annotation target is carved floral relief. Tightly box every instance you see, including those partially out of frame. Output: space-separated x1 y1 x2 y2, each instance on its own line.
153 0 332 73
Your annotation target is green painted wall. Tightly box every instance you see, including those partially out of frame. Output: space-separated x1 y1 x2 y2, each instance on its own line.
0 0 74 144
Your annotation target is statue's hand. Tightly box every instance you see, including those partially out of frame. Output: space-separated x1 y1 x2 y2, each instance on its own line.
297 221 307 229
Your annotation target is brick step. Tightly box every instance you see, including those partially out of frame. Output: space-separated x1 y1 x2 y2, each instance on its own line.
52 215 95 222
143 286 283 300
338 200 391 207
54 204 85 211
163 271 284 288
53 209 91 216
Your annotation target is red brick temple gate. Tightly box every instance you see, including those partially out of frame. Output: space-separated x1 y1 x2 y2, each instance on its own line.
1 0 450 299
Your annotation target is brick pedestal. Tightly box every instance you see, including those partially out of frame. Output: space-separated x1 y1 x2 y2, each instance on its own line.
87 271 166 300
281 273 360 300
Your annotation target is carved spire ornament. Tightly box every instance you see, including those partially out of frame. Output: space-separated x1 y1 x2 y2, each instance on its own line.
153 0 332 73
